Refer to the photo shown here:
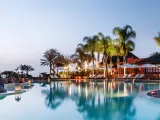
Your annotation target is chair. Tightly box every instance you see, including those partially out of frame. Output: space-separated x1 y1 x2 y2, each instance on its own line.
123 74 128 79
138 74 145 79
133 74 140 79
126 74 132 78
95 75 100 78
92 75 96 78
88 75 92 78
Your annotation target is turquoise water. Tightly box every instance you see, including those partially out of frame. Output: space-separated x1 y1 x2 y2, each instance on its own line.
0 81 160 120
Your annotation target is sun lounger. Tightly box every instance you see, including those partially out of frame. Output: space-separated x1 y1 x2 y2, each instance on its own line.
123 74 128 79
133 74 140 79
95 75 100 78
138 74 145 79
126 74 132 78
100 75 104 78
88 75 92 78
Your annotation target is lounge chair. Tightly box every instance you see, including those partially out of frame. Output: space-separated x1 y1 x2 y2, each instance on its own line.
126 74 132 79
92 75 96 78
123 74 128 79
118 74 127 79
99 75 104 78
133 74 140 79
50 75 54 79
54 75 59 78
88 75 92 78
138 74 145 79
94 75 99 78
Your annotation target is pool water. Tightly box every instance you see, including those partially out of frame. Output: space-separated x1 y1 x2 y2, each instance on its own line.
0 81 160 120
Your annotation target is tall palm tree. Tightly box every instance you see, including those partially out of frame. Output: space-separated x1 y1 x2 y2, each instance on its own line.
95 41 103 66
24 65 34 76
83 35 98 75
17 64 26 76
154 32 160 47
71 44 86 70
113 25 136 64
107 42 117 75
40 49 61 75
150 52 160 57
85 53 92 70
98 32 112 79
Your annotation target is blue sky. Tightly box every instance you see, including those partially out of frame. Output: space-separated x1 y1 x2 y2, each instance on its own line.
0 0 159 75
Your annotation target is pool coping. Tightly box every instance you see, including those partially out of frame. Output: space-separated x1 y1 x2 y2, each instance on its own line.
0 90 26 97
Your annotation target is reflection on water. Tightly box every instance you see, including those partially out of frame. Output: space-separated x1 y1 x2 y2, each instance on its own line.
41 81 160 120
0 84 33 102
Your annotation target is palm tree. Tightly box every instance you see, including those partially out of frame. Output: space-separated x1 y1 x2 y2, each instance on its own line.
113 25 136 64
24 65 34 76
85 53 92 70
95 41 103 66
98 32 112 79
71 44 87 70
150 52 160 57
17 64 26 76
154 32 160 47
107 42 117 76
16 65 34 77
83 35 98 75
40 49 61 76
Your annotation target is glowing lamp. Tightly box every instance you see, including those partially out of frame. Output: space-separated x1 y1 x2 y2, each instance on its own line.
15 85 22 92
28 80 32 84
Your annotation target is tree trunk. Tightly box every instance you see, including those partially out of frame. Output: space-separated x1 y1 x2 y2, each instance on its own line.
92 59 94 76
26 70 28 76
117 56 120 78
105 55 109 80
81 60 84 70
48 62 52 82
110 56 112 75
49 62 52 75
123 54 126 64
97 52 100 74
57 68 58 74
97 52 100 64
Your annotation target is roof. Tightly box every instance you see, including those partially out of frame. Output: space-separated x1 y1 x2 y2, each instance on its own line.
136 53 160 64
108 52 139 64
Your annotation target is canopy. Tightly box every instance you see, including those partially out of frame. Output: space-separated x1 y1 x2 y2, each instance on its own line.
139 64 157 68
120 63 136 68
137 53 160 64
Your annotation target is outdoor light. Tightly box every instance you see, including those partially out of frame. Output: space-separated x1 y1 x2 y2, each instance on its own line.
78 67 81 71
28 80 31 83
84 62 88 69
15 85 22 92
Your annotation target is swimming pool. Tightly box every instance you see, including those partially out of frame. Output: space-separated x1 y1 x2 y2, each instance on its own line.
0 81 160 120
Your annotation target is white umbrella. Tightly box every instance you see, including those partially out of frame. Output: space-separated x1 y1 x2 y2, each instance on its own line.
120 63 134 68
120 63 137 75
88 65 97 69
132 64 139 68
99 66 112 70
139 64 157 68
56 67 65 70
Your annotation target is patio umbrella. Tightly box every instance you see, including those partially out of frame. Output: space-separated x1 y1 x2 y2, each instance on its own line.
120 63 138 74
139 64 157 68
132 64 139 68
88 65 97 69
56 67 65 70
120 63 135 68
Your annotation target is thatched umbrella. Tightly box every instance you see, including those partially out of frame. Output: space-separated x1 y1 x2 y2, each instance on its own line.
136 53 160 65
